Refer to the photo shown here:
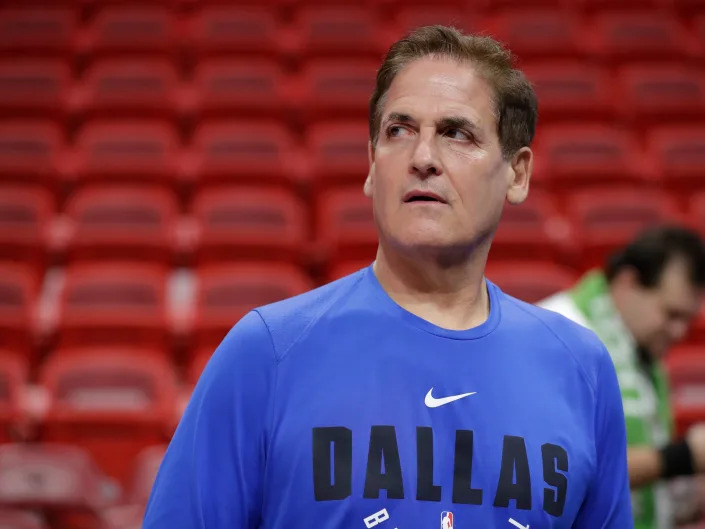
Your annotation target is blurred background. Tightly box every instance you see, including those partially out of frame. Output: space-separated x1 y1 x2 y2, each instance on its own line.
0 0 703 527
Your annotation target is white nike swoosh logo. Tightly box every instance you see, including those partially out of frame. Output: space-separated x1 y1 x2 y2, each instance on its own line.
424 388 477 408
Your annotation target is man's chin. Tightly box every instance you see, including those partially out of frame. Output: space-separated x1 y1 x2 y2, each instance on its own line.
389 239 480 266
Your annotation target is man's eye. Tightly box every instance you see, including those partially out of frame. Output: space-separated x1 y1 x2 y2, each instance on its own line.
387 125 408 138
444 128 470 141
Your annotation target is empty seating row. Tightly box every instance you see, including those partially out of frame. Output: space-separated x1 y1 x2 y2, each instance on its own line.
4 183 705 268
0 441 165 529
0 0 702 10
0 349 173 486
2 58 705 124
0 185 311 267
0 260 316 357
2 184 704 270
1 6 703 60
1 121 704 191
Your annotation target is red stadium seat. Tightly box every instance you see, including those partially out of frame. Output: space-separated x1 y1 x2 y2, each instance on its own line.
296 8 388 59
0 8 76 55
189 7 279 56
696 15 705 45
522 62 615 120
0 60 70 118
533 124 652 189
382 0 480 7
567 188 681 269
666 349 705 435
299 60 377 121
674 0 705 14
589 12 697 63
0 121 63 184
485 262 579 304
57 263 169 349
0 264 38 357
71 120 178 185
80 7 177 56
578 0 668 10
488 0 566 7
488 10 582 59
618 65 705 123
64 185 178 264
316 187 377 269
193 187 308 264
0 443 116 518
51 345 169 365
189 121 300 186
395 6 478 34
0 186 52 268
649 126 705 193
0 510 48 529
491 191 571 264
689 192 705 237
40 352 177 486
191 59 287 118
73 59 180 119
194 263 314 349
307 122 369 186
0 354 27 442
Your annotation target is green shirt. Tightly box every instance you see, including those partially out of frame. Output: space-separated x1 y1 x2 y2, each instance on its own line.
541 271 673 529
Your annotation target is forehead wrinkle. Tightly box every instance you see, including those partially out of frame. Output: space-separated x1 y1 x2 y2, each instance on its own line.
388 59 496 126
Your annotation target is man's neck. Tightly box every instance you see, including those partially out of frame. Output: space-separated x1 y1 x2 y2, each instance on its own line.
373 244 490 331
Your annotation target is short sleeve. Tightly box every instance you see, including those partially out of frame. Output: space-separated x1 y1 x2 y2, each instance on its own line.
143 311 276 529
573 344 634 529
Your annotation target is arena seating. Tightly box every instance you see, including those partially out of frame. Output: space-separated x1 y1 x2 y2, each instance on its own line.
72 59 180 120
0 60 71 119
191 59 288 118
39 352 177 486
566 188 682 268
0 186 53 269
0 264 39 358
192 186 308 264
56 263 169 350
193 262 314 351
485 262 579 304
70 120 179 186
1 1 704 525
188 120 301 186
63 185 178 264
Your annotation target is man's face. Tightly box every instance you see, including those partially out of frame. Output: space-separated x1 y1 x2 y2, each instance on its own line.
616 259 704 359
364 57 531 258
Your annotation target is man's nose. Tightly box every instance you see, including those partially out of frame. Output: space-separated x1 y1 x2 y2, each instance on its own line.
410 129 441 178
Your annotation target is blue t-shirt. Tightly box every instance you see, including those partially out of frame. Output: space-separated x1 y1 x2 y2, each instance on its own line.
144 266 632 529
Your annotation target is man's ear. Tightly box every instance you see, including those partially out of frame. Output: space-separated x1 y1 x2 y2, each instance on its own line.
364 140 375 198
506 146 533 205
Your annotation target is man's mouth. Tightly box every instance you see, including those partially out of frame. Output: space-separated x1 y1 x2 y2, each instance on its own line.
402 191 447 204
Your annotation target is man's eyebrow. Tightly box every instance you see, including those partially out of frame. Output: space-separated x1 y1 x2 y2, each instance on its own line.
383 112 414 125
436 116 479 133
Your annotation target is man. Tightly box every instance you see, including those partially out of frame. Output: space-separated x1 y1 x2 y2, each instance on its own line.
539 226 705 529
144 26 632 528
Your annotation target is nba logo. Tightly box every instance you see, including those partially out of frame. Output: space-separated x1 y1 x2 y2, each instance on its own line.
441 511 454 529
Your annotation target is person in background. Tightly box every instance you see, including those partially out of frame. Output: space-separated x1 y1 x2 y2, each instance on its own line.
540 225 705 529
143 25 633 529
